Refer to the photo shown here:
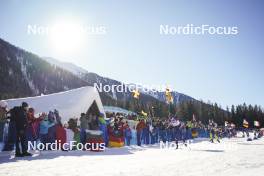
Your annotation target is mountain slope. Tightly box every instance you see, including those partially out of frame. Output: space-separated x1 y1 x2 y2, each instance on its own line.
0 38 88 100
43 57 88 77
0 38 167 111
42 57 195 104
0 38 197 117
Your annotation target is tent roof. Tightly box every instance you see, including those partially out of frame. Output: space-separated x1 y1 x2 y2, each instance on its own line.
5 86 105 122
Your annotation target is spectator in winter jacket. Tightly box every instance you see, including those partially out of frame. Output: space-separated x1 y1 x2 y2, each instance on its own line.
149 123 156 144
39 114 55 146
159 120 166 142
48 111 55 123
98 113 108 146
124 122 132 146
2 107 17 151
89 115 99 130
48 125 56 145
180 122 187 145
26 108 43 145
47 112 56 145
141 121 150 145
131 126 137 145
173 119 182 149
54 109 62 125
0 101 8 142
136 119 145 146
64 122 74 150
80 113 89 144
14 102 32 157
113 118 119 132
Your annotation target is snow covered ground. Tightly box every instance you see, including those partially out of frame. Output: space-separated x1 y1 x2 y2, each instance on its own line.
0 136 263 176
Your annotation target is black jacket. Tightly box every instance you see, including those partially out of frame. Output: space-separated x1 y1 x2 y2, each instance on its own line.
11 106 28 131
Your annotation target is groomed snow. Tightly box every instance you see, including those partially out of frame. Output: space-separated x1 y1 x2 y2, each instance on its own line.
0 136 263 176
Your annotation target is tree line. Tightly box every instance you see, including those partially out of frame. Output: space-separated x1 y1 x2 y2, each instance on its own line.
110 97 264 128
175 100 264 128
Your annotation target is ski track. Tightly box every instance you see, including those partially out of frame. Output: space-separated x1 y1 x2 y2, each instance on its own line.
0 137 263 176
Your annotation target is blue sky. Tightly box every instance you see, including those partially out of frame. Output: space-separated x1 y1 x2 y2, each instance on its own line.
0 0 263 107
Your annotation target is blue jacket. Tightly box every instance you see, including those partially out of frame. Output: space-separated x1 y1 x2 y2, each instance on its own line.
40 120 54 135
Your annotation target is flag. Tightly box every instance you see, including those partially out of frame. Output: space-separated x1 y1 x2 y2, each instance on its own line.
192 114 196 122
254 121 260 127
132 89 140 99
141 110 148 117
165 88 173 103
243 119 249 128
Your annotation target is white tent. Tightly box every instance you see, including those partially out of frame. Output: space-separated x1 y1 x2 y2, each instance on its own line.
4 86 105 122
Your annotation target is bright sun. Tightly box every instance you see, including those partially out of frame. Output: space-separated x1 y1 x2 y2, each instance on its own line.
49 19 85 55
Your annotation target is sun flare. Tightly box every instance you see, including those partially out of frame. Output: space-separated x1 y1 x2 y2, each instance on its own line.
49 19 85 55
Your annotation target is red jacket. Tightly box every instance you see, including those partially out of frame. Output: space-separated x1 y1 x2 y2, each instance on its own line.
136 121 146 131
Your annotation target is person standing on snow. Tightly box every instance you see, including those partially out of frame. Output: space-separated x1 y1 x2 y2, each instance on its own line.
180 121 188 146
208 120 215 143
26 108 44 146
208 120 220 143
39 113 54 147
79 113 89 145
214 125 221 143
47 111 56 145
174 118 181 149
136 119 145 146
0 101 8 143
159 120 166 142
14 102 32 157
2 102 18 151
98 113 108 146
124 121 132 146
